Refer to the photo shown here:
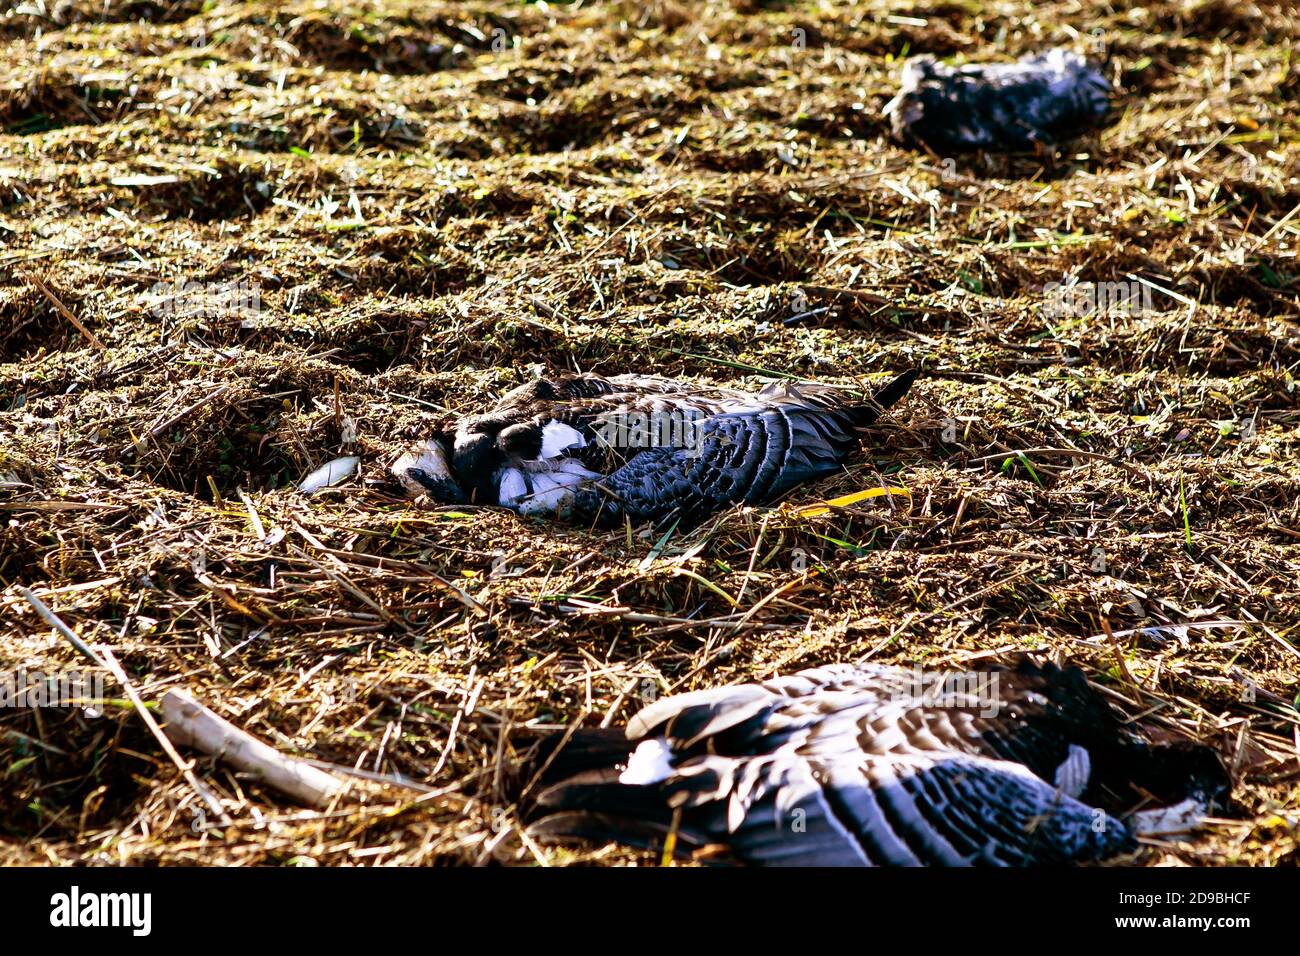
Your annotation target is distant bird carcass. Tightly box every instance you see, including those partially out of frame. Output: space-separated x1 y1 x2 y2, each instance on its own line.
884 48 1111 153
391 369 916 527
523 659 1228 866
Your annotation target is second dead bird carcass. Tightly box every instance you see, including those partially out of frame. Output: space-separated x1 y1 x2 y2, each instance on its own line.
523 658 1229 866
884 48 1112 153
391 368 917 527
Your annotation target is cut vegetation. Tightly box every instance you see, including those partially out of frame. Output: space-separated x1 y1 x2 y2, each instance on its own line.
0 0 1297 866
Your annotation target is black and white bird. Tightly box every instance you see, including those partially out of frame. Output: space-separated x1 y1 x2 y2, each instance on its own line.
391 369 916 527
522 659 1227 866
884 48 1111 153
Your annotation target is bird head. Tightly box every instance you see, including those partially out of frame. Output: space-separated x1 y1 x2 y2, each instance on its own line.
390 433 467 503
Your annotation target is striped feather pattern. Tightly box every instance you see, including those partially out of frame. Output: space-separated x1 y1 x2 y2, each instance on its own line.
526 660 1228 866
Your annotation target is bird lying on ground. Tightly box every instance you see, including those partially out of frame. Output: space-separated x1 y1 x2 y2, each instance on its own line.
391 368 916 527
884 48 1111 153
521 658 1228 866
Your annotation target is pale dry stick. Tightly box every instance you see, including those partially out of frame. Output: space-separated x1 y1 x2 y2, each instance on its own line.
575 178 686 267
294 521 486 617
373 719 398 774
526 295 566 322
1074 619 1247 645
474 822 516 866
430 668 482 779
1196 555 1300 663
1250 200 1300 253
801 285 890 306
1228 670 1296 710
506 596 787 638
728 576 807 634
782 305 831 326
515 822 551 867
1123 272 1197 309
236 487 267 541
1239 608 1300 663
666 640 738 693
17 588 230 824
515 708 593 805
490 691 514 802
734 512 771 607
600 675 644 729
24 271 105 348
1099 616 1141 702
952 371 1066 412
287 542 410 634
161 689 346 809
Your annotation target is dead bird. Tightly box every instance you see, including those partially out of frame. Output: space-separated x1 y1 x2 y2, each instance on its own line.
884 48 1111 153
391 368 917 527
521 658 1229 866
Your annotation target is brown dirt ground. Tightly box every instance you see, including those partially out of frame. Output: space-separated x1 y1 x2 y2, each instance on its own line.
0 0 1298 866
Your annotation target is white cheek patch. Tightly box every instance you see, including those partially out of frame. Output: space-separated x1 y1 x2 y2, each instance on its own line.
498 467 528 507
391 441 454 497
394 440 453 480
539 421 586 459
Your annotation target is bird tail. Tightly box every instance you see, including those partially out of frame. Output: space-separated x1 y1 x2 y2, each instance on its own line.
754 367 918 425
516 727 633 798
866 367 919 418
830 366 920 431
513 728 710 855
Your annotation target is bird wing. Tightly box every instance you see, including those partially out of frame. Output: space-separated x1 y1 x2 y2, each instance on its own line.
686 749 1133 866
562 399 865 526
536 663 1138 865
562 370 916 526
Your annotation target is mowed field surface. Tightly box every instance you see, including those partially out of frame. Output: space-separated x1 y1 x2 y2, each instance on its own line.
0 0 1297 865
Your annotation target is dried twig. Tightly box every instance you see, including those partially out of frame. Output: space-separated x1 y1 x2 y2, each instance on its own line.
18 588 230 824
24 271 105 349
161 689 347 809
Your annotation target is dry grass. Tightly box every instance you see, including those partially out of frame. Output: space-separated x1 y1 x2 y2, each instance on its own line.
1 0 1298 867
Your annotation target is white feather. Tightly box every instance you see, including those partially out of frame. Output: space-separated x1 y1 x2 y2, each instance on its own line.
619 738 675 785
552 458 601 480
539 421 585 459
1131 798 1205 836
517 470 577 515
498 468 528 507
298 456 359 495
1053 744 1091 799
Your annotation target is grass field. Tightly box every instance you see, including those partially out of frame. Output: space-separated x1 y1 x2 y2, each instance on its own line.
0 0 1298 866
